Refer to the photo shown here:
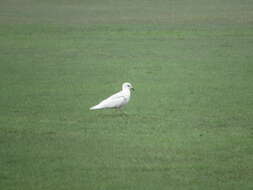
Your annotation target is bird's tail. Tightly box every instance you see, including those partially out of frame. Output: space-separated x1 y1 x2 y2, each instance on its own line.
89 104 102 110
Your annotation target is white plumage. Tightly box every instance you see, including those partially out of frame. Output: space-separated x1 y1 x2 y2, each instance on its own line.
90 82 134 110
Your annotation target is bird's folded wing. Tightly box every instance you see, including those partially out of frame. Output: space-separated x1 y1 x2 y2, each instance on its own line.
106 91 124 101
100 96 125 108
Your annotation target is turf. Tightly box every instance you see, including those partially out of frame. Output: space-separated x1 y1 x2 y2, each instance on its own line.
1 0 253 189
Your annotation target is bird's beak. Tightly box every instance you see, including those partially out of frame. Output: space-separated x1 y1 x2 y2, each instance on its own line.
131 87 135 91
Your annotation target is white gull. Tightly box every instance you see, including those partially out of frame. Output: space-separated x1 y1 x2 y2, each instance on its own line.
90 82 134 110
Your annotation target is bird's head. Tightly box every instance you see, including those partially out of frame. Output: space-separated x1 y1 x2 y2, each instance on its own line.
122 82 134 91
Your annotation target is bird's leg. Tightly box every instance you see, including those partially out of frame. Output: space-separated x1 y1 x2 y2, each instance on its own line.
118 107 127 116
115 107 121 115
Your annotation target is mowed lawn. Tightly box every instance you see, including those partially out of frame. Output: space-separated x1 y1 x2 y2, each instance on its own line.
1 0 253 189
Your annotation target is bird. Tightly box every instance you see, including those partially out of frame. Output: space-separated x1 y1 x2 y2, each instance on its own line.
90 82 134 110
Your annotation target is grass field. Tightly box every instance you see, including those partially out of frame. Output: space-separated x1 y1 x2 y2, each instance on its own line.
1 0 253 189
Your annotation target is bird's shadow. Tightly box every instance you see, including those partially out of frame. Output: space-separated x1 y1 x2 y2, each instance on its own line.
94 110 129 119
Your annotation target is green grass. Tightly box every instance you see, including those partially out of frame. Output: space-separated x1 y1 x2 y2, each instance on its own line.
1 0 253 189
